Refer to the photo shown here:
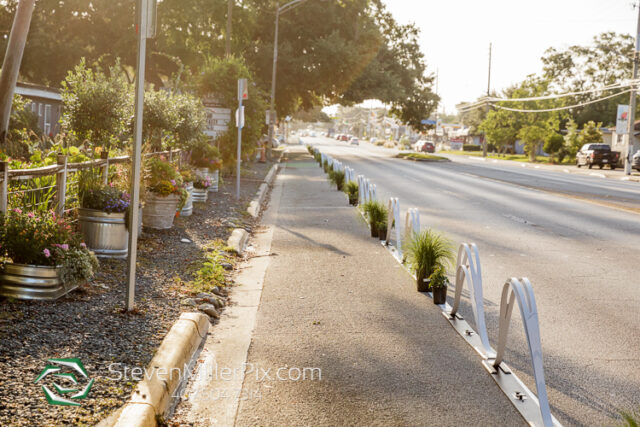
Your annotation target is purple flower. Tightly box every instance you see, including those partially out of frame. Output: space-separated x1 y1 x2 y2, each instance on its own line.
43 248 51 258
170 179 177 186
80 243 87 248
13 208 22 214
27 212 35 218
60 244 69 251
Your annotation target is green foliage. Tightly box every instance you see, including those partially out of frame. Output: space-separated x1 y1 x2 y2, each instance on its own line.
173 92 207 149
543 133 565 162
329 169 345 191
190 137 222 171
518 124 548 162
143 89 181 151
78 167 130 213
0 209 94 279
404 229 455 280
578 120 603 145
58 247 99 285
620 408 639 427
363 200 387 229
429 267 450 290
344 180 359 199
61 59 132 150
145 157 188 208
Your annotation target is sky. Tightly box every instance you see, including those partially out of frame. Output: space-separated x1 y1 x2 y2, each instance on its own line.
376 0 639 116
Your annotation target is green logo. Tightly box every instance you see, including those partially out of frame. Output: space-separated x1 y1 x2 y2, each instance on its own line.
34 358 94 406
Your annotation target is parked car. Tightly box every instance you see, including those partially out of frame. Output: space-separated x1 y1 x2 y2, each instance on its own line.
340 134 350 142
633 150 640 171
576 143 620 169
349 138 359 146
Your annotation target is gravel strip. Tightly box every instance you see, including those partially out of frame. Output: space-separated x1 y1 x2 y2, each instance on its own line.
0 157 278 427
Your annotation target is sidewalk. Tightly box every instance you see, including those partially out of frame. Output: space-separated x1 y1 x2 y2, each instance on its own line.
179 146 523 426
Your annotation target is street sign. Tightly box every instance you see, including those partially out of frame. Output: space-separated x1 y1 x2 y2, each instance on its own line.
235 106 245 128
136 0 157 39
616 104 630 135
238 78 248 101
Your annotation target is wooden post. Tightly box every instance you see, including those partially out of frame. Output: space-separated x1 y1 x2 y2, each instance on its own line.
101 151 109 186
0 161 8 214
55 155 67 216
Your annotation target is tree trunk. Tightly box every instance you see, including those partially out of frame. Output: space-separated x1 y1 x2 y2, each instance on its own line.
0 0 36 143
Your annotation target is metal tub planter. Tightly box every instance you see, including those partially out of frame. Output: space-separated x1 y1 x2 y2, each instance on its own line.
192 187 208 203
180 183 194 217
143 193 180 229
78 208 129 259
196 168 219 193
0 263 76 300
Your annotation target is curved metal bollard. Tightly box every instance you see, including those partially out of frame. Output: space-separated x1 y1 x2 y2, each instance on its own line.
447 243 495 358
491 277 554 427
385 198 402 251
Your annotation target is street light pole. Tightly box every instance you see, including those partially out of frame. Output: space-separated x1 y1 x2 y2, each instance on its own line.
267 2 280 160
483 42 492 158
625 5 640 175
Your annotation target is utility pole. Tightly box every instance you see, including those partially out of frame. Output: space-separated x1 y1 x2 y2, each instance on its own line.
267 2 280 161
625 5 640 175
0 0 36 143
434 68 439 143
225 0 233 57
483 42 492 158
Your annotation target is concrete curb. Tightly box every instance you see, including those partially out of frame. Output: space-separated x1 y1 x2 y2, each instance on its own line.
247 164 279 218
99 313 209 427
227 228 250 254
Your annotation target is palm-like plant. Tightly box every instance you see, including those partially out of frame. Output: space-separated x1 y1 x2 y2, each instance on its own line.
405 229 455 291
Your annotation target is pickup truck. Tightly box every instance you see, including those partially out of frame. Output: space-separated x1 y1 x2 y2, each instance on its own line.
576 143 620 169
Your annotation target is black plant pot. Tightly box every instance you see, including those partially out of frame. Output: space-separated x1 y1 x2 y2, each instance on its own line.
417 276 431 292
432 285 448 304
348 196 358 206
370 223 378 237
337 183 343 191
378 227 387 241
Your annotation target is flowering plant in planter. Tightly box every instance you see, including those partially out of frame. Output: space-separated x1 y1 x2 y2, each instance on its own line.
190 139 222 172
180 167 197 185
145 157 189 210
0 209 98 284
78 168 130 214
193 177 212 190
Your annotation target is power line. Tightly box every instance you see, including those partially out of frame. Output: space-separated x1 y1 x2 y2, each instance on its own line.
489 89 632 113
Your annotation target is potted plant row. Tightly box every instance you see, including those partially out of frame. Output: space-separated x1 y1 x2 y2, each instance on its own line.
143 158 188 230
344 180 359 206
0 209 99 300
363 200 387 238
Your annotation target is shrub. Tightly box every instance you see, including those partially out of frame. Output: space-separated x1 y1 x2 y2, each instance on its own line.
78 168 130 213
145 157 188 208
404 229 455 282
429 267 450 289
463 144 482 152
190 137 222 171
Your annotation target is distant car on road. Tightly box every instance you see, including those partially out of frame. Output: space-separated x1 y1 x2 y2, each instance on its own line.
576 143 620 169
349 138 359 146
633 150 640 171
340 134 349 142
413 140 435 153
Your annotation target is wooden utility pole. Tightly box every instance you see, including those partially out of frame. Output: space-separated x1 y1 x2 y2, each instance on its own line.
225 0 233 57
483 42 492 158
0 0 36 143
625 4 640 175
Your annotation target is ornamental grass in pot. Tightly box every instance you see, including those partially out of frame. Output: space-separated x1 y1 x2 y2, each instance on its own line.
0 209 99 300
77 168 132 258
378 216 388 241
404 229 454 292
344 180 359 205
363 200 387 238
330 169 345 191
143 158 188 230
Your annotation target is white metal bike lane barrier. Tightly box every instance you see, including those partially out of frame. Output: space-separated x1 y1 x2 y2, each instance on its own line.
383 198 402 262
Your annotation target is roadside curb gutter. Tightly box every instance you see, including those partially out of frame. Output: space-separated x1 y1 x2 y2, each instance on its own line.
247 164 279 218
227 228 250 254
98 312 209 427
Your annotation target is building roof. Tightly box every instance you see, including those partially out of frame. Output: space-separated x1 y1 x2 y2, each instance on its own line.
14 82 62 102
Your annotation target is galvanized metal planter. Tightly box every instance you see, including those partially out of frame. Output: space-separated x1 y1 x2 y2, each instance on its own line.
143 193 180 229
0 263 76 300
192 187 208 203
180 183 194 217
196 168 219 193
78 208 128 259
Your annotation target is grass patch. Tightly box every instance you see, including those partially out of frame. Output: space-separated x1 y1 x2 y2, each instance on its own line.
175 240 237 294
437 150 564 164
396 152 450 162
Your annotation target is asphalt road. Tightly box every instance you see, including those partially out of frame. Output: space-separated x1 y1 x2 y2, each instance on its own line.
303 136 640 426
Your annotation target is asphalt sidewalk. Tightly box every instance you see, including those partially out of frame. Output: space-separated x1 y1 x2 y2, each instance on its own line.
233 146 523 426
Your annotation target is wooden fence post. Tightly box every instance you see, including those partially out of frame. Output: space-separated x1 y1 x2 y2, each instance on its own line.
55 155 67 216
0 161 7 214
101 151 109 186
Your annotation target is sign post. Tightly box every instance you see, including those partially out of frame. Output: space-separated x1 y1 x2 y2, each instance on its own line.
126 0 155 311
236 78 248 200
